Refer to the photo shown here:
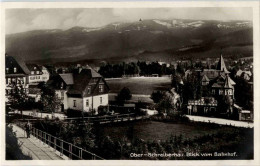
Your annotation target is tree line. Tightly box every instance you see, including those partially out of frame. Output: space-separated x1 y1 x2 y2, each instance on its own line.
98 61 176 78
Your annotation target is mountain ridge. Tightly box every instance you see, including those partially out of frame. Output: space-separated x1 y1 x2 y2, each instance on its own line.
6 19 253 65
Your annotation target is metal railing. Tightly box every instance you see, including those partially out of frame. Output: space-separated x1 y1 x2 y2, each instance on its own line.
65 113 138 122
16 122 104 160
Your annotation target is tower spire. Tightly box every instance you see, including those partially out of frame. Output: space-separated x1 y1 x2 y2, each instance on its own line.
216 54 229 73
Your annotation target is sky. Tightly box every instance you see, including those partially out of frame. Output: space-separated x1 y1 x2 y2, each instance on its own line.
6 7 253 34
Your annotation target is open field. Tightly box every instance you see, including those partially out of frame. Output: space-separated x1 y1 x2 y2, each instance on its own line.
106 77 172 95
98 120 251 142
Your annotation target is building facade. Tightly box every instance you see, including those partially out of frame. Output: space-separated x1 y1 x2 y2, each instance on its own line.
187 54 236 115
26 64 50 84
5 55 30 102
47 67 110 114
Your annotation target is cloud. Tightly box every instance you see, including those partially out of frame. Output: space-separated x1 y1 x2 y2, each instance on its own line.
5 8 252 34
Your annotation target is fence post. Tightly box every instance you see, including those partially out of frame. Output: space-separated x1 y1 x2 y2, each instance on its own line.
54 138 56 151
40 131 42 142
79 148 82 159
60 141 63 156
48 134 51 147
44 132 46 144
69 144 72 159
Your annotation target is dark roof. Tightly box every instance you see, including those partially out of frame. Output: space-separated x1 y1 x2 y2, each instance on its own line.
212 83 222 88
201 69 220 80
26 64 41 71
67 69 92 96
211 74 235 88
48 67 108 97
5 56 30 75
59 73 74 85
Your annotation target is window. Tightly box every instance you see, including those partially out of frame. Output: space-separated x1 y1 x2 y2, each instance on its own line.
61 91 64 100
30 76 35 80
100 97 102 104
14 67 17 73
8 78 11 84
86 99 89 107
73 100 76 107
99 85 104 93
219 90 223 95
228 90 233 95
212 89 215 95
87 86 91 94
6 68 9 74
31 71 35 75
34 67 37 70
36 71 39 74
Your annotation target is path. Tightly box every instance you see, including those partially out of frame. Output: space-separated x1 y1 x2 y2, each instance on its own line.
11 124 68 160
13 110 67 120
186 115 253 128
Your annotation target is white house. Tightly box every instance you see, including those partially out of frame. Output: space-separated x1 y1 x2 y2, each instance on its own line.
47 67 109 114
26 64 50 84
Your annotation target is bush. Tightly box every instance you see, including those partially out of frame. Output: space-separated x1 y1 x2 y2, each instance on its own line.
6 125 32 160
66 109 91 118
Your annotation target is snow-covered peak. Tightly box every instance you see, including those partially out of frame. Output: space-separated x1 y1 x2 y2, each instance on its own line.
153 20 172 28
82 27 103 32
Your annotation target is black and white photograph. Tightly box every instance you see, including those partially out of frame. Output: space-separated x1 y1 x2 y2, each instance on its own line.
1 1 260 165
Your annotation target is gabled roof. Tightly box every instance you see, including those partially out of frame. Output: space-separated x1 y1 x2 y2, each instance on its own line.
201 74 210 82
212 83 222 88
85 66 101 77
67 69 94 96
6 55 30 75
216 54 229 73
59 73 74 85
224 76 233 88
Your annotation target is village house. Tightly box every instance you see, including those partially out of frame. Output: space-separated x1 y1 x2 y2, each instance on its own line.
26 64 50 102
5 55 30 102
47 66 110 114
187 54 236 115
26 64 50 84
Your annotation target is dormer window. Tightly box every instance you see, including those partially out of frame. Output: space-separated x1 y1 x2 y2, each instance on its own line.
34 67 37 70
31 71 35 75
14 67 17 73
87 86 91 94
36 71 39 74
99 85 103 92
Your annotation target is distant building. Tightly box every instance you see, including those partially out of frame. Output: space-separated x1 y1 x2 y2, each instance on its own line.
187 97 217 115
47 66 110 113
26 64 50 84
236 69 252 81
26 64 50 102
187 54 236 115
